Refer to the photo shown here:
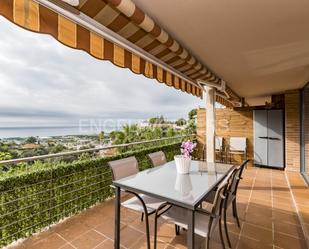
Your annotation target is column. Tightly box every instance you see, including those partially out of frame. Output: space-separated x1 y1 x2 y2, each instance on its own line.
204 86 216 163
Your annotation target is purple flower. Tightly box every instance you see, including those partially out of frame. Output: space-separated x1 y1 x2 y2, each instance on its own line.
181 140 196 158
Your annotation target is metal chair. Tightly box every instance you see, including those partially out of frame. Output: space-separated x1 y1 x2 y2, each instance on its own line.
147 151 167 167
108 156 165 249
154 168 237 249
228 137 247 163
215 136 224 163
203 160 250 248
198 138 226 162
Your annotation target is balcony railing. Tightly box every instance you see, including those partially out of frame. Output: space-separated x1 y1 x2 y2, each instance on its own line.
0 135 194 248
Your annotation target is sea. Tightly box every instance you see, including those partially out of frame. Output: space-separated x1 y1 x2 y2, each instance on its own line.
0 126 120 139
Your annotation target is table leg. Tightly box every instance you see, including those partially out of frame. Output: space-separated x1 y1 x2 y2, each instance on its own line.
114 187 121 249
187 209 195 249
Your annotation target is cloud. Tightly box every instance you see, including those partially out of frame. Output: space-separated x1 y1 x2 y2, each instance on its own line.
0 17 203 127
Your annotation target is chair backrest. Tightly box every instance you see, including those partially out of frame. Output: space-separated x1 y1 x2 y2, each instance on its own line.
229 160 250 195
147 151 167 167
230 137 246 151
215 137 223 151
108 156 139 181
211 168 236 216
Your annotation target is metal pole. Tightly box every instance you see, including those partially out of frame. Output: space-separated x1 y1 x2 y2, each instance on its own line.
187 209 195 249
114 186 121 249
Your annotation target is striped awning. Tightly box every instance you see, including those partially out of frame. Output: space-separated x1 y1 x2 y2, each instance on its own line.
0 0 241 104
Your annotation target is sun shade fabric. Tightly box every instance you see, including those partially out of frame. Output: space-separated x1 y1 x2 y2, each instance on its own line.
78 0 240 104
0 0 203 98
216 95 234 108
78 0 218 82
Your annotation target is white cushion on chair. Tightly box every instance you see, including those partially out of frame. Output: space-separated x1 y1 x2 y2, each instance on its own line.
215 137 223 150
122 194 165 213
229 137 246 151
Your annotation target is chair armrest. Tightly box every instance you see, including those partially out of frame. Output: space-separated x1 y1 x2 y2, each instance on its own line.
195 208 217 218
156 202 173 218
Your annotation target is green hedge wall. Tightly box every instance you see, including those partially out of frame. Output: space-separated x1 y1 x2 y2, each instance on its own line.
0 142 181 247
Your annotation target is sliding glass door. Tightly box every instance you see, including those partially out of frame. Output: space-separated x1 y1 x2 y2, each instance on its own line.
301 84 309 184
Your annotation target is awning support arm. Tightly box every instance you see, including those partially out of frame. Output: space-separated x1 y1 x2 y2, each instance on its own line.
197 79 243 107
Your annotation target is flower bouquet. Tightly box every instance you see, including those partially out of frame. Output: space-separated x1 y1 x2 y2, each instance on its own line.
174 140 196 174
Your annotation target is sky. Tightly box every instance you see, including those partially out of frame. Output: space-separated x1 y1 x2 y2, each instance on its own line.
0 17 204 128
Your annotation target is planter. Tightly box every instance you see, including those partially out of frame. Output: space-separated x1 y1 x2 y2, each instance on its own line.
174 155 191 174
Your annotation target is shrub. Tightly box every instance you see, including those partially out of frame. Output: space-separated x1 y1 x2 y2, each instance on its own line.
0 152 12 161
0 142 180 247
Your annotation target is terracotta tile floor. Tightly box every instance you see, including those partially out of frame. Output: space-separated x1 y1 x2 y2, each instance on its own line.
6 167 309 249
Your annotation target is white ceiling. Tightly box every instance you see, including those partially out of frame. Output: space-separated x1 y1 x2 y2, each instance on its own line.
133 0 309 103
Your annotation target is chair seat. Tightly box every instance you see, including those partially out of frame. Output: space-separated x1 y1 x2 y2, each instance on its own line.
122 194 165 213
162 206 218 238
203 190 216 203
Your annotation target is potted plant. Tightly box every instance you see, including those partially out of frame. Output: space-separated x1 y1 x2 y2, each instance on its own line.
174 140 196 174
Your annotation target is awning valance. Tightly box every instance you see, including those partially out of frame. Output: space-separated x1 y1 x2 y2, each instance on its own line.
0 0 241 104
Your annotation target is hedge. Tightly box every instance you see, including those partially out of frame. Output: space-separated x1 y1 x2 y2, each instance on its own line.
0 142 181 247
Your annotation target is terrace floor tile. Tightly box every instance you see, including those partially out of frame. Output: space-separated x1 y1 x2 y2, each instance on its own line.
6 167 309 249
70 230 106 249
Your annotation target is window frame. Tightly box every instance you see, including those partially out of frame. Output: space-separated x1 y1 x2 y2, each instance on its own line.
300 83 309 185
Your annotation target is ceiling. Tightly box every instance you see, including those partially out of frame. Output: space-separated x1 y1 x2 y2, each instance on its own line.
133 0 309 104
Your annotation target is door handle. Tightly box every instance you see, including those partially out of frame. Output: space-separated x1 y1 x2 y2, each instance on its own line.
258 136 268 139
268 137 280 140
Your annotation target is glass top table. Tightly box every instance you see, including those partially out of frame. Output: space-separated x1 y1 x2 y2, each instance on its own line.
113 160 234 210
112 160 234 249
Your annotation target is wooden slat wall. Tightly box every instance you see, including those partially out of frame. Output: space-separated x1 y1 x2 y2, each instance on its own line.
196 108 206 159
197 108 254 166
285 90 301 172
198 91 303 171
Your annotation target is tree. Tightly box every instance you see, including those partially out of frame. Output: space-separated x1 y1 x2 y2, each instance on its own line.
49 144 66 154
186 109 198 134
188 109 197 120
35 148 49 156
176 118 186 126
25 136 37 144
98 131 105 143
109 131 118 141
159 115 165 124
187 119 196 134
9 150 19 159
110 131 125 145
20 148 48 158
122 124 136 143
153 127 163 138
149 116 165 125
0 143 9 152
149 117 159 124
20 150 37 158
166 128 175 137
